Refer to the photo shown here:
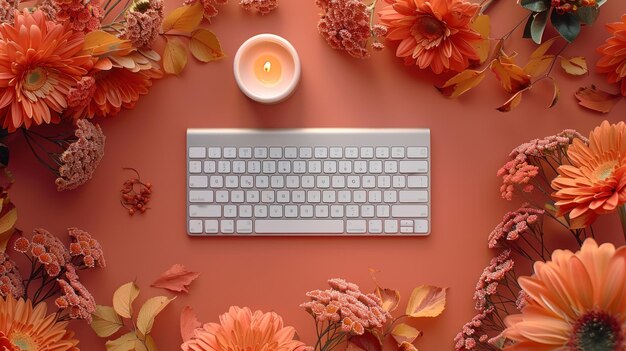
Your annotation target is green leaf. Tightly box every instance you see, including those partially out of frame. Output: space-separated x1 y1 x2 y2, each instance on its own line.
551 11 581 42
530 11 549 44
576 6 599 25
520 0 549 12
597 0 606 6
523 13 534 39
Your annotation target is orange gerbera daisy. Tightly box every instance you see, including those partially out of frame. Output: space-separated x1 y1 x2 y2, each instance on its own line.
0 10 92 131
0 295 79 351
379 0 482 74
551 121 626 228
181 306 309 351
597 14 626 96
503 239 626 350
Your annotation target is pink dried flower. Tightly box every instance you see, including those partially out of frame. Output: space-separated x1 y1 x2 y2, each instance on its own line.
67 76 96 110
121 0 164 48
496 156 539 200
14 237 30 253
184 0 227 20
0 0 18 23
316 0 385 59
56 265 96 322
488 205 544 248
0 253 24 298
68 227 105 268
29 229 71 277
240 0 277 14
454 310 493 351
473 250 514 311
55 120 106 191
49 0 103 33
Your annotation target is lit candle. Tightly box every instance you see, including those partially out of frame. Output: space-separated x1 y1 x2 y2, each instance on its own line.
234 34 301 104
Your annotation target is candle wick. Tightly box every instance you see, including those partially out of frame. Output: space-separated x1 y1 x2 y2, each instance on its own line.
264 61 271 73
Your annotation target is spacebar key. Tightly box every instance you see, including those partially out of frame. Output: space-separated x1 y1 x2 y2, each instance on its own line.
255 220 344 234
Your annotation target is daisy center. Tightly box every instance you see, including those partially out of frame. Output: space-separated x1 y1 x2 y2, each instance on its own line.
10 331 38 350
569 311 624 351
593 160 618 181
23 67 47 92
412 15 445 40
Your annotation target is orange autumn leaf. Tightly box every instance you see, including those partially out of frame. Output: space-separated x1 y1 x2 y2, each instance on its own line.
524 55 553 78
163 38 188 75
437 69 487 98
405 285 447 317
180 306 202 342
391 323 422 345
0 199 16 252
548 77 560 108
347 331 383 351
497 89 526 112
575 85 622 113
530 37 558 60
471 15 491 64
491 54 531 94
560 56 588 76
190 29 225 63
81 30 134 57
162 2 203 33
375 286 401 313
151 264 200 293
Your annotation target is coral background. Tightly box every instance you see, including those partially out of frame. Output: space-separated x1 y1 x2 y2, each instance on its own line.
9 0 626 350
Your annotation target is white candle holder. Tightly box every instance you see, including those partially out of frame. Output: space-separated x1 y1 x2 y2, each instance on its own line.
233 34 301 104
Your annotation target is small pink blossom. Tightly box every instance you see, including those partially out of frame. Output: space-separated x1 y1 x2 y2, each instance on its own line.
240 0 277 14
0 0 18 23
56 265 96 322
67 77 96 112
0 253 24 298
488 205 544 248
121 0 164 48
68 227 106 268
184 0 226 20
43 0 103 32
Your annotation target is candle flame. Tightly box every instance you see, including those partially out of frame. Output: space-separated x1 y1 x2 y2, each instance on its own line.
264 61 271 73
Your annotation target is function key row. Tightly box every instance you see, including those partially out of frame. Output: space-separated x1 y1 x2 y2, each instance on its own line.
188 146 428 160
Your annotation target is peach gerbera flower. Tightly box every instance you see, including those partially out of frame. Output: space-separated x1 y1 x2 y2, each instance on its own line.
181 306 309 351
0 10 92 131
551 121 626 228
503 239 626 350
379 0 482 74
0 295 79 351
597 14 626 96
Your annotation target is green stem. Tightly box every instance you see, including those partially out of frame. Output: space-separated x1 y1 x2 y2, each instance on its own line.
618 204 626 244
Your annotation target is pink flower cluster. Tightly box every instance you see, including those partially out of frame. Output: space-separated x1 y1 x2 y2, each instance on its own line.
0 0 18 24
67 77 96 110
240 0 277 15
473 250 514 312
55 119 106 191
454 309 492 350
15 229 70 276
121 0 164 48
488 205 544 249
301 278 390 335
68 227 106 268
0 253 24 298
52 0 104 33
184 0 226 20
316 0 386 59
55 265 96 322
497 130 587 200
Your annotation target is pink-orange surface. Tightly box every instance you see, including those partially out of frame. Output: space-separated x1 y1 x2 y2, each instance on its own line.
9 1 626 350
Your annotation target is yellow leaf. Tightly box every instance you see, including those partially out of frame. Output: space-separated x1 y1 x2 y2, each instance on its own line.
163 38 188 75
405 285 447 318
0 205 17 252
82 30 134 57
162 2 203 33
491 56 531 94
530 36 558 60
134 339 148 351
91 305 124 338
375 287 401 313
145 335 157 351
471 15 491 64
136 296 175 336
496 90 525 112
105 332 137 351
113 282 140 319
524 55 554 77
437 69 487 98
391 324 422 345
560 56 588 76
190 29 225 63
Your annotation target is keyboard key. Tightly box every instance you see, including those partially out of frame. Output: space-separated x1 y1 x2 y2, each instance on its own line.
262 161 276 173
301 205 314 218
233 161 246 174
345 147 359 159
256 176 269 188
360 147 374 158
208 147 221 158
384 191 397 203
347 176 360 188
246 191 260 203
332 176 346 188
369 220 383 233
392 205 428 218
271 176 284 188
408 176 428 188
254 205 268 217
369 161 383 174
347 220 366 233
217 161 230 173
338 191 351 203
331 205 344 218
378 176 391 188
338 161 352 173
314 147 328 158
302 176 315 188
286 176 300 188
225 176 238 188
317 176 330 188
307 191 321 203
231 191 244 203
189 190 213 203
189 161 202 173
414 220 429 234
346 205 359 218
354 161 367 173
399 190 428 203
376 147 390 158
315 205 329 218
223 147 237 158
189 220 202 233
236 220 253 233
293 161 307 174
329 147 343 158
255 220 343 234
299 147 312 158
239 148 252 159
377 205 390 217
362 176 376 188
204 161 216 173
189 176 208 188
248 161 261 173
369 191 382 203
215 191 229 203
276 191 290 203
354 191 367 203
401 226 414 233
362 205 375 218
399 161 428 173
391 147 405 158
254 147 268 158
278 161 291 173
269 205 283 218
308 161 322 173
407 147 428 158
189 205 220 218
221 220 234 233
241 176 254 188
284 147 298 158
293 190 306 203
385 220 398 233
285 205 298 218
269 147 283 158
322 191 336 203
393 176 406 188
323 161 337 173
261 190 275 203
209 176 223 188
385 161 398 173
240 205 252 218
204 220 218 233
189 147 206 158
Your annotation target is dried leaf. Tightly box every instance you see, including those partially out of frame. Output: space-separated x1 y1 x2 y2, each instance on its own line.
491 55 531 94
163 38 188 75
151 264 200 293
0 202 16 252
524 55 553 77
113 282 140 319
82 30 134 57
405 285 447 317
347 331 383 351
180 306 202 342
145 335 157 351
136 296 175 336
190 29 225 63
560 56 588 76
391 324 422 345
105 332 138 351
471 15 491 64
375 287 401 313
548 78 560 108
91 305 124 338
530 37 558 59
437 69 487 98
162 2 203 33
497 90 525 112
575 85 621 113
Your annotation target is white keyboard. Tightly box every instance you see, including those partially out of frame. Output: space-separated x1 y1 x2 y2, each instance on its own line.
186 129 430 236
